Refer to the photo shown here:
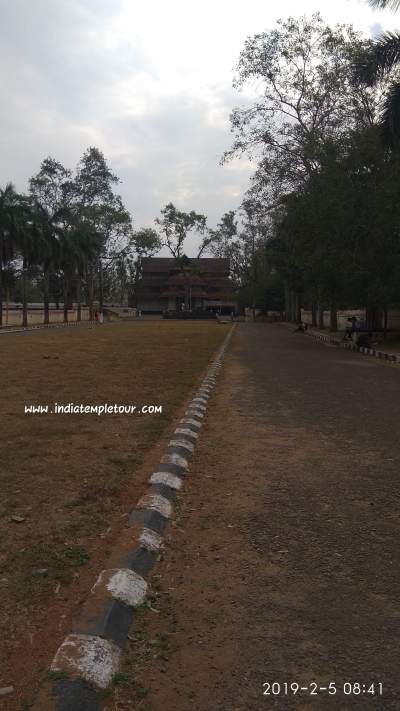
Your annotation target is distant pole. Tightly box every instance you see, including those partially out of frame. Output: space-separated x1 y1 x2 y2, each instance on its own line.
251 222 256 322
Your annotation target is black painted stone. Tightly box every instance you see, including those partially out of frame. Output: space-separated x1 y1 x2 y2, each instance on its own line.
53 679 100 711
149 482 177 501
129 508 168 534
153 461 187 476
185 410 204 420
166 445 192 459
125 545 158 577
172 431 198 445
74 598 134 649
180 419 202 431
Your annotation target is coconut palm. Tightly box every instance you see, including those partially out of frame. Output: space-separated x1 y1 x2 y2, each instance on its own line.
15 196 43 327
31 202 62 324
362 0 400 145
58 217 102 323
369 0 400 9
0 184 22 327
70 222 102 322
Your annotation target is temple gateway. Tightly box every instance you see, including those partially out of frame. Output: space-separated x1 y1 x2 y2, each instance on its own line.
135 257 236 315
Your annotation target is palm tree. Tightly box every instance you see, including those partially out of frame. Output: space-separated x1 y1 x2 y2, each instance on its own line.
0 184 20 327
362 0 400 145
369 0 400 8
31 202 61 324
58 219 102 323
15 197 41 327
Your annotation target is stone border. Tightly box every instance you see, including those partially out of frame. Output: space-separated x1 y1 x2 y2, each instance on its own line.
305 328 400 365
34 325 236 710
0 320 97 336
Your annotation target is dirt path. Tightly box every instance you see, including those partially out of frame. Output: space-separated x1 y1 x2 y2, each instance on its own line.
112 323 400 711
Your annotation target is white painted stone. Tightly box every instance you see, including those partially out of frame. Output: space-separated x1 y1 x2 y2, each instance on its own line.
191 399 207 408
139 527 163 551
138 492 174 517
189 407 206 417
0 687 14 697
180 417 202 429
92 568 147 607
185 408 204 418
107 569 147 606
51 634 121 689
175 427 199 439
161 452 189 470
150 471 183 489
169 439 195 453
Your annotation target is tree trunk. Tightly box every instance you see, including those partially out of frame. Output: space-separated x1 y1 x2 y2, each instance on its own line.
383 306 388 339
22 258 28 327
5 288 9 326
0 247 3 328
88 265 94 320
290 291 297 322
43 270 50 325
311 302 317 328
98 259 104 314
284 282 290 322
77 276 82 322
63 275 69 323
295 292 302 324
318 304 324 329
366 307 382 331
330 305 338 332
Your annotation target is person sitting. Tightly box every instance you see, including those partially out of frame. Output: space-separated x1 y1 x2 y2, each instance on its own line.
293 322 306 333
356 332 373 348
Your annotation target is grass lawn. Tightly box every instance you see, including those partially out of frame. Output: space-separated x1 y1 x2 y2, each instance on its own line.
0 320 229 704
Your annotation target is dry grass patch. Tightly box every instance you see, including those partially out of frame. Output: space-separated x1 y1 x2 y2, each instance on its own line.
0 320 228 702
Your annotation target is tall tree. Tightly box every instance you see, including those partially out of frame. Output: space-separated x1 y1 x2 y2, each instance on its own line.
155 203 207 309
155 203 207 259
127 227 161 306
224 14 376 191
29 202 60 324
15 195 41 327
29 158 74 322
73 147 127 317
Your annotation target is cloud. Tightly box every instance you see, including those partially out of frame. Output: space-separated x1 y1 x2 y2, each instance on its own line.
110 89 253 249
1 0 399 256
370 21 384 38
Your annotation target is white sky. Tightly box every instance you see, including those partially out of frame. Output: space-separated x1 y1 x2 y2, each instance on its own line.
1 0 399 252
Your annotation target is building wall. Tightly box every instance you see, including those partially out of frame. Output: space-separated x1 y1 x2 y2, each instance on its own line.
1 308 90 327
301 308 400 331
137 298 167 313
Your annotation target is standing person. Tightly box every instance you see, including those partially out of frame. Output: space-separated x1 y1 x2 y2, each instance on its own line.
345 315 358 340
94 310 98 322
98 310 104 324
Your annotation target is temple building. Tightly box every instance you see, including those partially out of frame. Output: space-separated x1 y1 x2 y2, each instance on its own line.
135 257 236 314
